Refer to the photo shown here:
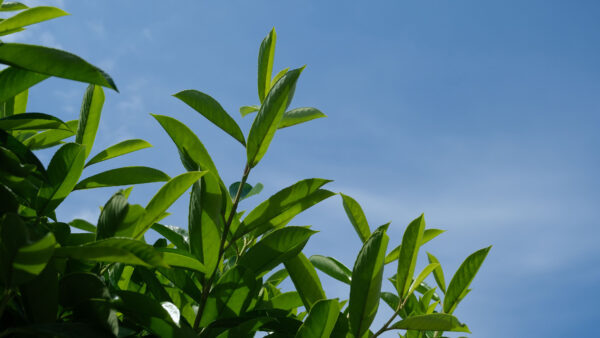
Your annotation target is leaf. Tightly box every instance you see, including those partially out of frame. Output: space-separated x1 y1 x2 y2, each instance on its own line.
259 291 303 311
12 232 56 280
0 67 49 102
132 171 207 239
309 255 351 284
270 67 289 90
407 263 439 297
151 223 189 251
0 129 46 179
0 2 29 12
229 181 252 200
0 43 117 91
340 193 371 243
74 166 170 190
385 228 444 265
158 248 206 273
59 272 109 308
20 264 58 323
22 119 77 150
75 84 104 158
239 226 317 277
279 107 326 129
396 214 426 299
258 27 276 103
36 143 86 215
426 252 446 294
188 179 222 275
0 112 70 131
85 139 152 167
0 6 67 34
236 178 333 238
348 224 389 338
390 313 470 333
443 246 491 314
96 191 129 240
265 268 288 287
157 267 203 304
247 66 304 168
173 89 245 146
69 218 96 233
295 299 340 338
240 105 259 117
380 292 400 311
284 253 326 310
54 237 168 268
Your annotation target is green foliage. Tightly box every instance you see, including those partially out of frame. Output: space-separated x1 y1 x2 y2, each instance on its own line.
0 6 490 338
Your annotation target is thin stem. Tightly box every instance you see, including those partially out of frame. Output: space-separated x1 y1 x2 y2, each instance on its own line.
372 295 411 338
193 164 251 331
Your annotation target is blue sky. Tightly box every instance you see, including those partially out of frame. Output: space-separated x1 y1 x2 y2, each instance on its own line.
9 0 600 336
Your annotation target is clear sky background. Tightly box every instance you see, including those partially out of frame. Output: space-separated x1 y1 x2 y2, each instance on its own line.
9 1 600 336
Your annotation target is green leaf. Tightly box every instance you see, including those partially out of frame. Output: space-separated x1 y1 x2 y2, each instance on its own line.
173 89 246 146
426 252 446 294
258 27 276 103
133 171 207 239
188 178 222 275
348 224 389 338
385 228 444 265
247 66 304 168
96 191 129 240
74 166 170 190
85 139 152 167
54 237 168 268
0 112 70 131
443 246 491 314
22 119 77 150
0 6 67 34
407 263 439 298
157 267 203 304
340 193 371 243
0 67 49 102
259 291 303 311
279 107 326 129
229 181 252 200
265 268 288 287
151 223 189 251
158 248 206 273
236 178 333 238
380 292 400 311
239 226 317 277
284 253 326 310
240 105 259 117
0 129 46 179
69 218 96 233
270 67 289 90
390 313 470 333
296 299 340 338
396 214 426 299
12 232 56 279
0 43 117 91
309 255 352 284
36 143 86 215
75 84 104 158
59 272 109 308
0 2 29 12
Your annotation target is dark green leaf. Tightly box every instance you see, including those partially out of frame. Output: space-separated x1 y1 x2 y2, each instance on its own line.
75 84 104 158
96 191 129 240
340 193 371 243
391 314 470 333
309 255 352 284
0 112 70 130
59 272 109 308
85 139 152 167
0 67 49 102
229 181 253 200
247 66 304 168
74 166 170 190
258 27 276 103
296 299 340 338
11 232 56 285
151 223 189 251
20 264 58 323
396 214 426 299
0 6 67 34
173 89 245 146
157 248 206 273
69 218 96 232
380 292 400 311
0 2 29 12
279 107 326 129
443 246 491 314
259 291 303 311
22 119 77 150
284 253 326 310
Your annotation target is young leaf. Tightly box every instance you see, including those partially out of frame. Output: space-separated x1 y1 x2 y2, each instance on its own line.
407 263 439 298
296 299 340 338
348 224 389 338
309 255 352 284
426 252 446 294
270 67 289 90
73 166 170 190
390 313 470 333
0 6 68 35
279 107 326 129
0 43 117 91
247 66 304 168
0 67 49 102
239 226 317 277
340 193 371 243
36 143 86 215
258 27 276 103
85 139 152 167
133 171 207 239
396 214 426 299
284 253 326 310
385 228 444 265
75 84 104 158
240 105 260 117
173 89 246 146
0 112 70 131
443 246 491 314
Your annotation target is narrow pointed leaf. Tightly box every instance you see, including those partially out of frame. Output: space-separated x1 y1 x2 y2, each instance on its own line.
188 179 222 274
391 313 470 333
0 2 29 11
426 252 446 293
0 112 70 131
284 253 326 310
247 66 303 168
348 224 389 338
309 255 352 284
0 6 67 34
37 143 86 215
340 193 371 243
0 129 46 179
385 229 444 265
133 171 207 239
151 223 189 251
407 263 439 297
74 166 170 190
69 219 96 233
279 107 326 129
258 27 276 103
240 105 260 117
96 191 129 240
396 214 426 299
0 67 49 102
380 292 400 311
85 139 152 167
75 84 104 158
296 299 340 338
443 246 491 314
22 120 77 150
174 89 245 146
270 67 288 90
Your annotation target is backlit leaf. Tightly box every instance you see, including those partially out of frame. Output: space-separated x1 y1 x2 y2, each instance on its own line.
340 193 371 243
85 139 152 167
0 6 67 34
258 27 276 103
296 299 340 338
443 246 491 314
309 255 351 284
284 253 326 310
75 84 104 158
74 166 170 190
279 107 326 129
396 214 425 299
391 313 470 333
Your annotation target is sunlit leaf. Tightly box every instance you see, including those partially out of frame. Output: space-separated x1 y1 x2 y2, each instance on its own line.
0 67 49 102
74 166 170 190
340 193 371 243
85 139 152 167
258 27 276 103
310 255 351 284
391 313 470 333
443 246 491 314
0 6 67 34
279 107 326 129
296 299 340 338
284 253 326 310
396 214 425 299
0 112 70 131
